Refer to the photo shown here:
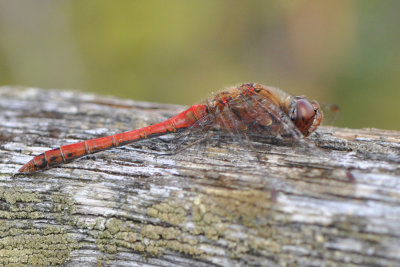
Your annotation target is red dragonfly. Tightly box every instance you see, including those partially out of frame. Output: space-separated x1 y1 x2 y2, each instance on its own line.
19 83 322 173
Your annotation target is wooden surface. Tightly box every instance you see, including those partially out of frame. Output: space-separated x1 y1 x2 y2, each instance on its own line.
1 86 400 266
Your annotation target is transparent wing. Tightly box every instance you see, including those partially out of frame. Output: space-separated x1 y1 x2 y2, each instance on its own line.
230 92 322 157
222 91 302 139
154 109 215 156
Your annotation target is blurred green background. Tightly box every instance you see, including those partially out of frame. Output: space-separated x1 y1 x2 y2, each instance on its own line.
0 0 399 130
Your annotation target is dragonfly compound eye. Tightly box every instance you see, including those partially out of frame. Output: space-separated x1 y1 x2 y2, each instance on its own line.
292 98 317 136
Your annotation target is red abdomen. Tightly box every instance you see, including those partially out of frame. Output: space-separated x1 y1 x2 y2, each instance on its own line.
19 104 208 173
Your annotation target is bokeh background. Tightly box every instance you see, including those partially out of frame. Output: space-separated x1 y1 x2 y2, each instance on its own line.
0 1 399 130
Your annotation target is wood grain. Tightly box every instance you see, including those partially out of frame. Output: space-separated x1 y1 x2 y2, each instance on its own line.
1 86 399 266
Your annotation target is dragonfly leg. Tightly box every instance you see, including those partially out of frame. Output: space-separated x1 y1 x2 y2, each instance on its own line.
243 132 262 162
156 132 214 157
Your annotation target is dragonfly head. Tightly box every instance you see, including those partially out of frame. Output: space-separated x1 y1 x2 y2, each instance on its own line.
288 96 322 137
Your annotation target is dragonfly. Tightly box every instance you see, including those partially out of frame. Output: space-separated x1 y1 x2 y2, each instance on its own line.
19 83 322 173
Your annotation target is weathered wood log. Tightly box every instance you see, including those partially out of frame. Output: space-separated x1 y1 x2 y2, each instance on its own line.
0 86 399 266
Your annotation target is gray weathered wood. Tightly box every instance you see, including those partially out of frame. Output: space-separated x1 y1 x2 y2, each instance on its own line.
0 86 399 266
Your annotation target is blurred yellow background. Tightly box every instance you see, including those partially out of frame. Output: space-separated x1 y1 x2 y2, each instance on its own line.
0 1 399 130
